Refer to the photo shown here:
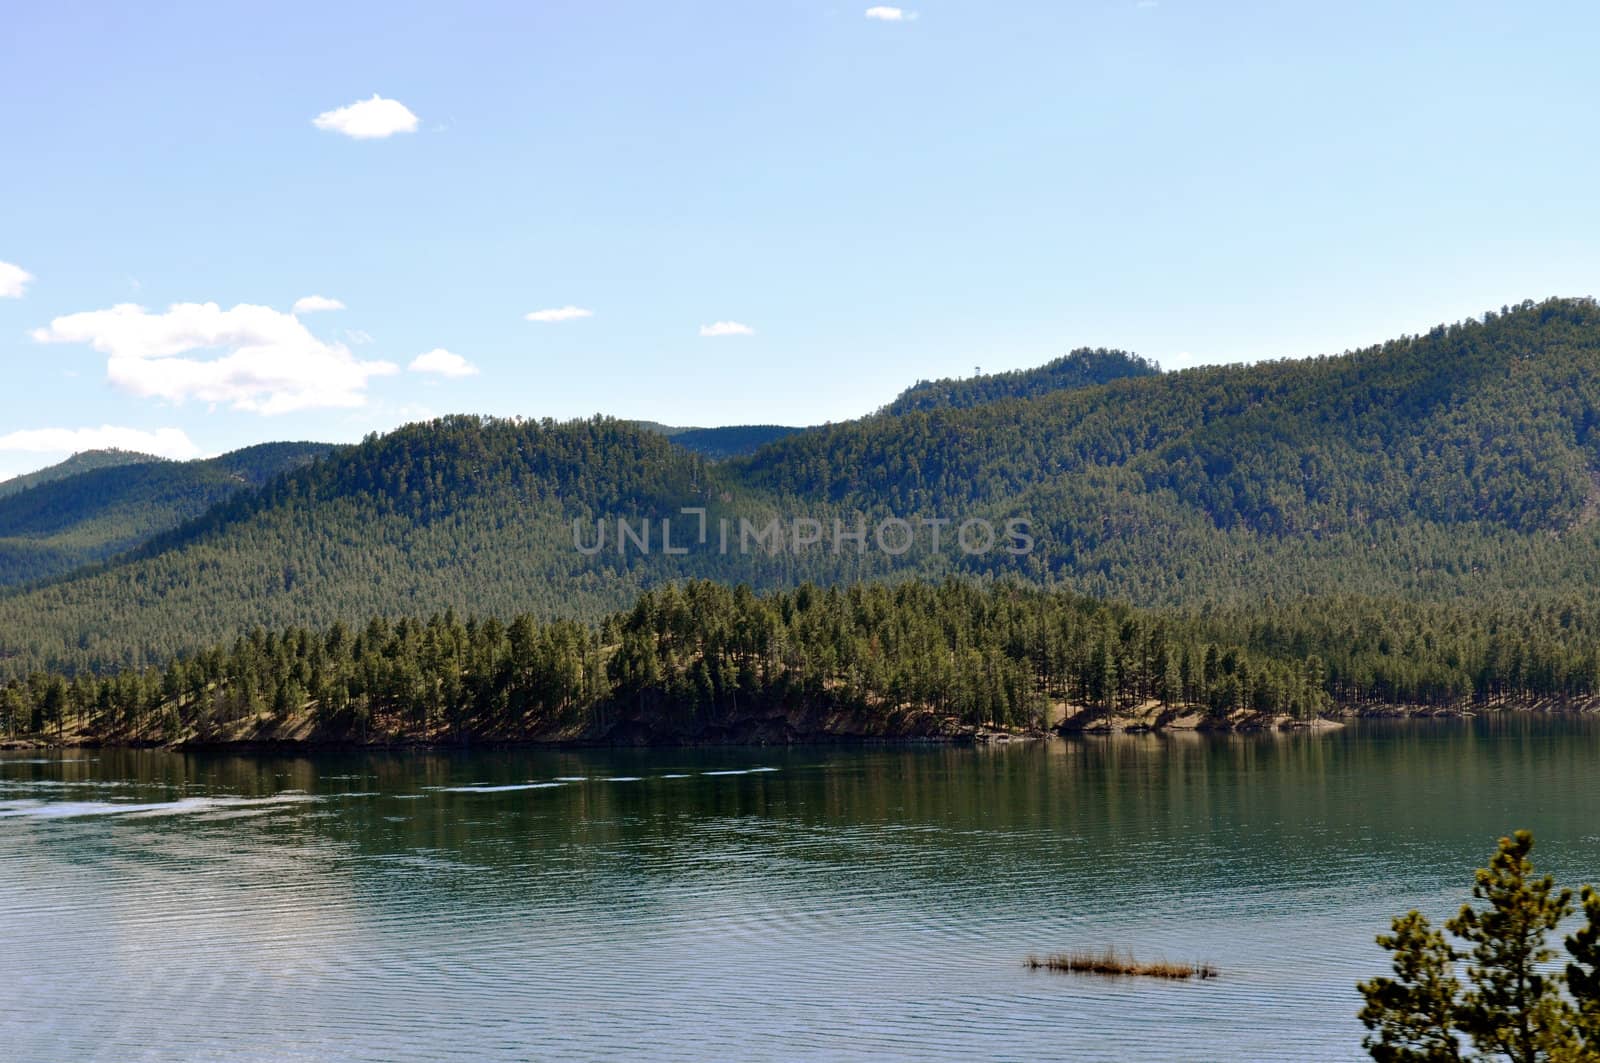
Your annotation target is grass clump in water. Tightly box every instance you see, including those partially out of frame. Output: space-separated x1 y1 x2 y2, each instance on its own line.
1025 948 1218 980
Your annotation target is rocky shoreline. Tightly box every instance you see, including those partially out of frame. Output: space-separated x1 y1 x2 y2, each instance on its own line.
1056 696 1600 735
1055 700 1345 735
7 698 1596 752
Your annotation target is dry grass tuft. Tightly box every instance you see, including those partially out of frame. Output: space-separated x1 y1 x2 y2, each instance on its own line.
1024 948 1217 980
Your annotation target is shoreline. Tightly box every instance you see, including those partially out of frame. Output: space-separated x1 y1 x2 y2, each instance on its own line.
4 700 1596 752
1055 696 1600 736
0 729 1050 753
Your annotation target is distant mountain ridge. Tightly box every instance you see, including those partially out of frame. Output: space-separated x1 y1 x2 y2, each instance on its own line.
667 425 805 459
883 347 1160 415
629 422 805 459
628 350 1161 458
0 442 336 588
0 449 163 500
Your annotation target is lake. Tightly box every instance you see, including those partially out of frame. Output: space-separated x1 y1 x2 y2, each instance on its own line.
4 717 1599 1061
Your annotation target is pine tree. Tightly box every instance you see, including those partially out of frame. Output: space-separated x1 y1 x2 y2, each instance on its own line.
1446 831 1577 1063
1361 831 1599 1062
1568 886 1600 1054
1357 910 1466 1062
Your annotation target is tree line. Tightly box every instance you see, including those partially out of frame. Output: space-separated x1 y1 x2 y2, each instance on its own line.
0 581 1332 743
10 578 1600 744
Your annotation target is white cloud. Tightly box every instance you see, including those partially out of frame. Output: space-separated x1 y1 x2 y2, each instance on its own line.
524 305 594 323
345 328 374 345
32 301 399 414
293 294 345 314
0 425 200 460
312 94 420 139
408 348 479 378
699 321 755 337
0 260 33 298
865 6 916 20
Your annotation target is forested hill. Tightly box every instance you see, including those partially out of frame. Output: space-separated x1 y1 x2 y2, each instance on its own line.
0 442 335 588
7 297 1600 677
883 347 1160 414
736 298 1600 537
0 449 161 499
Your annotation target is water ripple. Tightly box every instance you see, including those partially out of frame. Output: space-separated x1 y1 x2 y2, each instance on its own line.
1 721 1598 1061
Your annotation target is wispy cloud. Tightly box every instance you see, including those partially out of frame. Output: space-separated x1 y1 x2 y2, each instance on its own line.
865 6 917 21
0 260 33 298
312 94 420 139
408 348 479 378
292 294 345 314
32 301 399 414
699 321 755 337
524 305 594 323
0 425 200 460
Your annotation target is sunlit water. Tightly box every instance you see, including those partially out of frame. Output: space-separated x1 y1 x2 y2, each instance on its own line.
4 717 1600 1061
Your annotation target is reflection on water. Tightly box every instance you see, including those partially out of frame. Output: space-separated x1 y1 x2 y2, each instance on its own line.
3 717 1599 1061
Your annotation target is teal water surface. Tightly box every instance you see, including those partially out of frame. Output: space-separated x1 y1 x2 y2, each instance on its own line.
3 717 1599 1061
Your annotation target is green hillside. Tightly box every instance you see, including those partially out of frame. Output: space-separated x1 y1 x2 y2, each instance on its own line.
4 298 1600 677
0 442 336 588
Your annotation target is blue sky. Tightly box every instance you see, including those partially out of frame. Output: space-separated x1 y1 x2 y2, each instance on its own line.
3 0 1599 479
